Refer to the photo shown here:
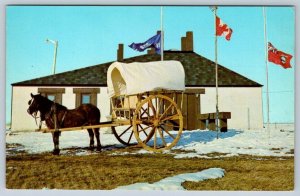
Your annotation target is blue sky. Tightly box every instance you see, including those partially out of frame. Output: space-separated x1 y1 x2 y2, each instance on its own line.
6 6 295 123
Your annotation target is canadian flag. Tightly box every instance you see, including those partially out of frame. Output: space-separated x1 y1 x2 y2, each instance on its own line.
268 42 293 69
216 16 233 41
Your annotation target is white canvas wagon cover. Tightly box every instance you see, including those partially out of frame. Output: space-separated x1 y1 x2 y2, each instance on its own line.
107 60 185 97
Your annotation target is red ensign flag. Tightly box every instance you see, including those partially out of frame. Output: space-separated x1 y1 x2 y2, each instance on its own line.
268 42 293 69
216 16 233 41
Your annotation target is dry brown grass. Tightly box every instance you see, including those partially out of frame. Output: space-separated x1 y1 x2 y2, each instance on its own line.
183 156 294 191
6 150 294 190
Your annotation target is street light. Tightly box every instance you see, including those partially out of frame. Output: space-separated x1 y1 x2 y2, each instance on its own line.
46 39 58 75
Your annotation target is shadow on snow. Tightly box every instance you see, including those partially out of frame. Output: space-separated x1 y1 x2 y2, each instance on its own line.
175 129 242 146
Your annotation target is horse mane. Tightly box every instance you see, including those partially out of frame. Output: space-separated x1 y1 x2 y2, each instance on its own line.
54 102 68 111
38 94 68 111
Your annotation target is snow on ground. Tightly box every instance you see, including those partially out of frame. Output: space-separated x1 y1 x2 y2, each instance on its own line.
6 130 122 155
6 124 294 158
5 125 293 190
115 168 225 190
173 127 294 158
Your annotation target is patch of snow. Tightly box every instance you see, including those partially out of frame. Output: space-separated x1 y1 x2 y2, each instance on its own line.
115 168 225 190
110 149 153 156
5 130 124 154
136 149 154 154
172 128 294 158
6 124 294 158
110 151 130 156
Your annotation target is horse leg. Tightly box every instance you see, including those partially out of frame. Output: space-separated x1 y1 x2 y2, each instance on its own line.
93 128 101 151
87 129 94 150
52 131 60 155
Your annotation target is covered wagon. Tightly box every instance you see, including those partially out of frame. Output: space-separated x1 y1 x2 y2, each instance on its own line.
37 60 194 152
107 60 186 151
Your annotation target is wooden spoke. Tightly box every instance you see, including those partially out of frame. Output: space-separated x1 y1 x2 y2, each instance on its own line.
161 122 181 128
141 107 151 117
157 127 167 147
156 97 163 118
163 128 176 139
162 114 180 121
159 104 174 120
112 125 137 146
127 130 134 144
147 102 150 120
138 124 152 136
138 124 147 133
140 107 147 116
119 125 132 137
148 100 156 116
143 126 155 144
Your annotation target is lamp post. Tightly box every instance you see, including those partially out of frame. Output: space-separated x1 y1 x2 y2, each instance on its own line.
46 39 58 75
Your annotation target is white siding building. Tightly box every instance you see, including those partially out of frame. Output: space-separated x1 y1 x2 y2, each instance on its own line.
10 32 263 131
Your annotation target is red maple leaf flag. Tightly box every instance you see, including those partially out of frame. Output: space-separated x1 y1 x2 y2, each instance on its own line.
268 42 293 69
216 16 233 41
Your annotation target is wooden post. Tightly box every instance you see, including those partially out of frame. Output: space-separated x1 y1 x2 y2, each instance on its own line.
263 7 271 141
214 7 220 138
208 119 216 130
219 118 228 132
160 6 164 61
199 119 206 130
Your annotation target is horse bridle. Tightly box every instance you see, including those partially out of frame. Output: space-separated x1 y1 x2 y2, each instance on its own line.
28 97 42 128
29 97 67 131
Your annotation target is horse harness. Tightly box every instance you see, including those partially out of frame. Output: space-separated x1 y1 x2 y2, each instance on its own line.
39 102 68 132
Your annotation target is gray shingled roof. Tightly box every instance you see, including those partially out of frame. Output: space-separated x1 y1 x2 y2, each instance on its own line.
12 51 262 87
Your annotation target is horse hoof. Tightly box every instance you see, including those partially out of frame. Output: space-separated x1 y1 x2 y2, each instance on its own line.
89 146 95 151
52 149 60 155
96 147 102 152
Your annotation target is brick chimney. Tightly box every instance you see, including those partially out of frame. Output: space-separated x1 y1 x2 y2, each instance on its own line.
117 43 124 61
181 31 194 52
181 37 187 51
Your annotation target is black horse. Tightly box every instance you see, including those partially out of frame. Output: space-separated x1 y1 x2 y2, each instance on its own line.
27 93 101 155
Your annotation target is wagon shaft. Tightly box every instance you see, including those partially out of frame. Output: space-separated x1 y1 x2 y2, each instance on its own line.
36 120 131 133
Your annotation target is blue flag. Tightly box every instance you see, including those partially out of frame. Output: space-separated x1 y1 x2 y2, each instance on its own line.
129 33 161 54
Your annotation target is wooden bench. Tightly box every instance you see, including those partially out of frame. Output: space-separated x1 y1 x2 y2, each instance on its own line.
198 112 231 132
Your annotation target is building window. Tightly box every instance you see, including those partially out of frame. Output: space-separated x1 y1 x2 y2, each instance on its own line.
38 88 65 104
47 94 56 102
81 94 91 104
73 88 100 107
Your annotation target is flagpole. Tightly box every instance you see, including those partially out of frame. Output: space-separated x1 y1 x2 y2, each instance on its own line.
161 6 164 61
263 7 270 140
213 7 220 139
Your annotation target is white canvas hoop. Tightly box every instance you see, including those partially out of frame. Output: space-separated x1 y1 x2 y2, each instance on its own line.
107 60 185 97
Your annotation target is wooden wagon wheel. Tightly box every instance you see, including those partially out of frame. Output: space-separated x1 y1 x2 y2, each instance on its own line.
111 125 137 146
111 119 158 146
111 96 156 146
132 94 183 152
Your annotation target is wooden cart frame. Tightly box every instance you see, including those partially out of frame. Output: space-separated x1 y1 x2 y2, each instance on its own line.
110 91 184 152
39 90 185 152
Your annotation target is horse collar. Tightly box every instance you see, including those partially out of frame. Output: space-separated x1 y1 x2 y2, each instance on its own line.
45 103 68 128
44 102 56 121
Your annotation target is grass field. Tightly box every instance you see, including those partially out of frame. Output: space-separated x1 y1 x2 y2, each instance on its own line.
6 149 294 190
